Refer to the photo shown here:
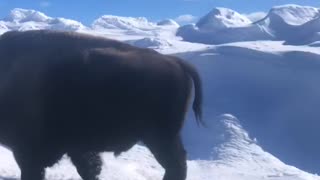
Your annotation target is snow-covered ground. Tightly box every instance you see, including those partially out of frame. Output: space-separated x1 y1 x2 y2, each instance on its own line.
0 4 320 180
0 115 318 180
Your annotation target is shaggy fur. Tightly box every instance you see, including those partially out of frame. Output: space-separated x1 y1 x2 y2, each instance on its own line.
0 30 203 180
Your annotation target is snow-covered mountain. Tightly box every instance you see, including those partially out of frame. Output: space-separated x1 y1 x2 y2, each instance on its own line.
1 4 320 179
0 8 87 31
177 4 320 45
0 114 318 180
90 15 179 41
3 5 319 45
196 7 251 30
176 7 274 44
265 4 320 26
255 4 320 45
4 8 51 23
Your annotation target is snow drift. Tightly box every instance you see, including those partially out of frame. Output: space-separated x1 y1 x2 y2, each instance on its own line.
175 41 320 174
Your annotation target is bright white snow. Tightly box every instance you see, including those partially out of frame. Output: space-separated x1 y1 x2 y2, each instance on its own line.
196 7 252 31
255 4 320 45
0 8 87 32
177 4 320 45
176 7 274 44
267 4 320 26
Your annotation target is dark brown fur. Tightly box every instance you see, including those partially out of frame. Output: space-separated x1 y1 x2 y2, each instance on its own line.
0 30 203 180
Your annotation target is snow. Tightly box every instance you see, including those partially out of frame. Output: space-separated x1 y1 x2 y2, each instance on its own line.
309 40 320 47
196 7 252 31
2 5 320 45
244 12 267 22
1 3 320 180
126 37 173 49
177 40 320 174
49 18 86 31
175 14 198 25
4 8 51 23
177 4 320 45
0 114 318 180
216 41 320 55
268 4 320 26
0 8 87 32
92 15 156 31
177 23 274 44
157 19 179 27
0 22 8 34
176 7 274 44
88 15 180 42
255 4 320 45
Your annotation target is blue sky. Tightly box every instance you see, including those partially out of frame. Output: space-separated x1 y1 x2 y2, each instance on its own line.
0 0 319 25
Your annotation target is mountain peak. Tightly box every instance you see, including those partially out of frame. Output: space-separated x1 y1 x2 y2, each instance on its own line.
268 4 320 25
196 7 251 31
4 8 51 23
1 8 86 32
215 114 253 143
157 19 179 27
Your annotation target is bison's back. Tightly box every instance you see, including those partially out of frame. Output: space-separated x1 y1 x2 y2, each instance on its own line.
0 30 135 52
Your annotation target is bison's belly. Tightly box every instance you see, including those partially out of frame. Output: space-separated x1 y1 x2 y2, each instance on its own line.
46 128 139 154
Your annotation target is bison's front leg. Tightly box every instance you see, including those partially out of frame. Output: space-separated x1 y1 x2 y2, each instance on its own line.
144 135 187 180
69 151 102 180
13 151 45 180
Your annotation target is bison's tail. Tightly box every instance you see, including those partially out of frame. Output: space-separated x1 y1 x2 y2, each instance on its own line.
175 59 205 127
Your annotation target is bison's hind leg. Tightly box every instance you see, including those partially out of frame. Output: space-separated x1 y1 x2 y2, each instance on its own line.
143 135 187 180
15 160 44 180
69 151 102 180
13 151 46 180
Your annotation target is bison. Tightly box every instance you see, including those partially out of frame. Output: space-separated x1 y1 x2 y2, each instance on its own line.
0 30 203 180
